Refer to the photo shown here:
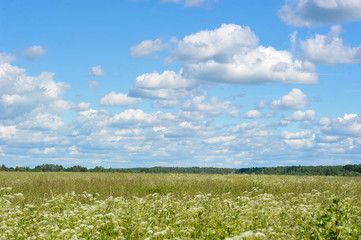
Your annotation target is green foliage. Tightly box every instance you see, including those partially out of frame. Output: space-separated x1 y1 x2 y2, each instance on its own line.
1 163 361 176
312 197 361 240
64 165 88 172
0 186 360 239
140 166 236 174
343 164 361 174
34 164 64 172
236 165 361 176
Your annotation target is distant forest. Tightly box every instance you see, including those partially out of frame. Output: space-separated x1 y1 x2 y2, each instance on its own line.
1 163 361 176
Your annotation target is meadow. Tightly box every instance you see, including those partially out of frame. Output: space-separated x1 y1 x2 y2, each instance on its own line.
0 172 361 239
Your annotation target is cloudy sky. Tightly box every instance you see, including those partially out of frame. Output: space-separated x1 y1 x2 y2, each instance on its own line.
1 0 360 168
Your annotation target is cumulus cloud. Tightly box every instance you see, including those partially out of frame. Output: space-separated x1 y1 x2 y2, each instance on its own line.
23 45 46 60
256 99 267 109
174 24 258 62
152 99 180 108
108 109 162 127
319 113 361 136
129 70 197 100
231 121 271 138
270 88 309 110
182 95 239 117
129 24 318 106
184 46 317 84
284 138 315 149
130 39 168 58
100 91 142 107
0 125 16 139
0 53 16 64
286 109 316 121
28 147 56 155
0 63 70 118
317 137 358 153
88 80 99 88
290 31 298 53
184 0 212 7
300 25 361 64
282 130 315 149
173 24 318 84
48 100 90 114
161 0 217 7
18 109 66 131
282 130 314 139
89 65 105 76
75 109 112 131
204 135 236 144
279 0 361 27
243 110 262 119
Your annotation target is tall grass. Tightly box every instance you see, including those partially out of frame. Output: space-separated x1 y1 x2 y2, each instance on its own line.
1 172 361 239
0 172 360 203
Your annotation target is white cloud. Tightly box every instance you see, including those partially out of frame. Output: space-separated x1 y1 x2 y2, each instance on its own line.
89 65 105 76
132 70 194 89
0 53 16 64
300 25 361 64
284 138 315 149
152 99 180 108
204 135 236 144
130 39 168 58
286 110 316 121
232 121 271 138
49 100 90 114
173 24 318 84
18 111 65 130
182 95 239 117
290 31 298 53
270 88 309 110
185 0 208 7
129 70 197 100
76 109 112 130
256 99 267 109
243 110 262 119
23 45 46 60
282 130 313 139
279 0 361 27
100 91 142 107
128 24 318 109
160 0 217 7
274 119 291 127
174 24 258 62
317 137 357 153
184 46 317 84
0 63 70 118
319 113 361 136
0 125 16 139
88 80 99 88
282 131 315 149
28 147 56 155
108 109 161 127
69 145 80 155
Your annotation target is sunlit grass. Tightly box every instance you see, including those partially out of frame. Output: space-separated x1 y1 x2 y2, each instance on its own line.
0 172 360 239
1 172 360 202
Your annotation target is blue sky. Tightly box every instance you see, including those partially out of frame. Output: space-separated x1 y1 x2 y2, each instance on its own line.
1 0 360 168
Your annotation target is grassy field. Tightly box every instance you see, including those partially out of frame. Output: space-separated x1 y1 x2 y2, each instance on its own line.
1 172 361 239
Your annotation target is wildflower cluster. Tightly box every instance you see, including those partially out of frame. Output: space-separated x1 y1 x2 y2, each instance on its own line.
0 187 360 239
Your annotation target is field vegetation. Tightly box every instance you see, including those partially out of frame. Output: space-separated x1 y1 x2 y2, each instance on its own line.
0 172 361 239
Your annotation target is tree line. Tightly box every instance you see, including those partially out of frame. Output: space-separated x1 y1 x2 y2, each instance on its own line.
0 164 139 173
235 165 361 176
1 163 361 176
